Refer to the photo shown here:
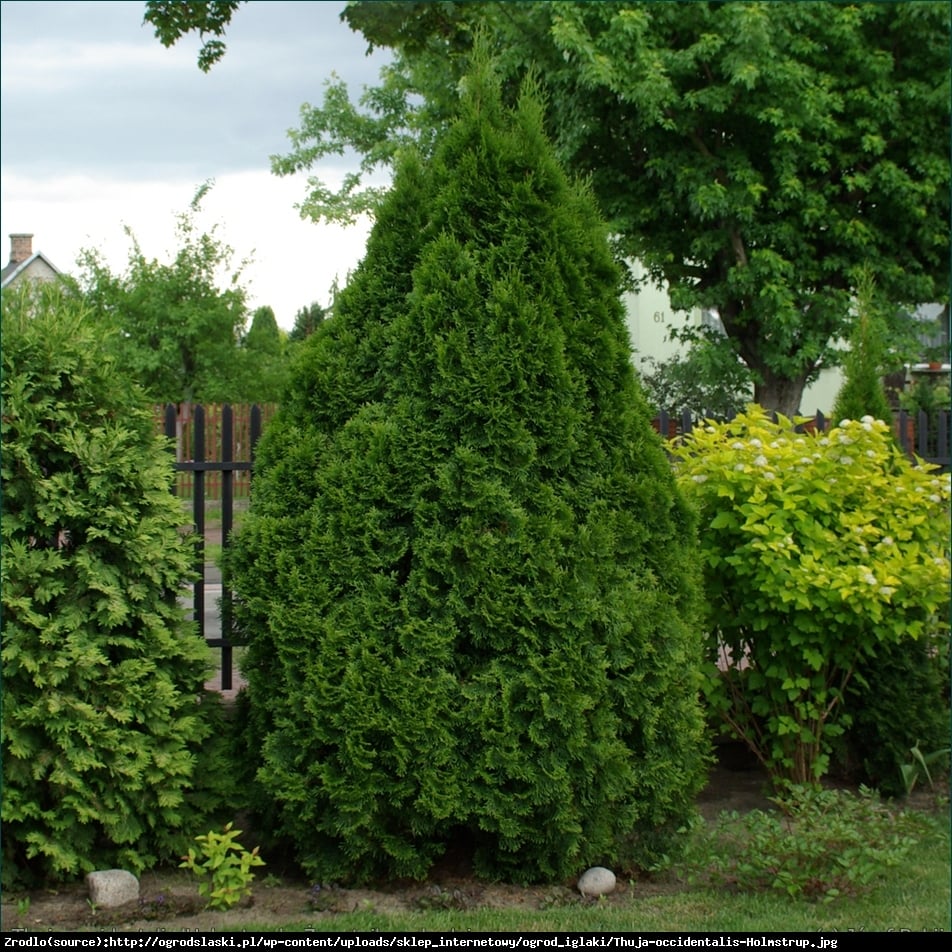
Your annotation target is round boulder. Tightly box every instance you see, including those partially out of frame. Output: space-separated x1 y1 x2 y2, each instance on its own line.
577 865 616 897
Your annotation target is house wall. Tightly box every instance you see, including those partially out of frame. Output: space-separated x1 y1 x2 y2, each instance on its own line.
2 256 62 290
15 258 60 284
621 261 843 415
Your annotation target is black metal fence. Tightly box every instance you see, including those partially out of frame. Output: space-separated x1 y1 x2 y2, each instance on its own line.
653 408 951 471
163 403 949 693
162 403 270 690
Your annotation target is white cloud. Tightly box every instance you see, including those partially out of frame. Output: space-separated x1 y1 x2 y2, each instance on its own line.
0 0 395 330
0 170 379 330
1 40 191 91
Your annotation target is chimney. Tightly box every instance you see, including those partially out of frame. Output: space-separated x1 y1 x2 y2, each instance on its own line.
9 233 34 265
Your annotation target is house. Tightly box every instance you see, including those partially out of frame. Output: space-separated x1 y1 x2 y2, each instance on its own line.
620 261 842 414
0 233 63 290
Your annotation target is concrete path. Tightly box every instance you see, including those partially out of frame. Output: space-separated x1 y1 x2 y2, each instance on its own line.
182 574 246 699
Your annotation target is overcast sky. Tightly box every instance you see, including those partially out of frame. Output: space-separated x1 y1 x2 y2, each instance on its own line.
0 0 393 328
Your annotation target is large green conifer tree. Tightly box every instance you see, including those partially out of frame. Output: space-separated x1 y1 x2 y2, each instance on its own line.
227 56 706 884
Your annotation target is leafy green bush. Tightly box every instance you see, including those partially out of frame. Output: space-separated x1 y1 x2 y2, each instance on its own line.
837 633 950 797
227 56 708 885
640 330 754 419
825 273 948 795
179 822 265 910
1 284 231 887
674 407 950 786
683 785 928 902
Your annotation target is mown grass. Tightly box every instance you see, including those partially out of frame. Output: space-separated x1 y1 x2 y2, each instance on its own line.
240 810 950 933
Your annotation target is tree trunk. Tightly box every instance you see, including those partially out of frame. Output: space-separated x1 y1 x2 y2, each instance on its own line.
753 368 809 418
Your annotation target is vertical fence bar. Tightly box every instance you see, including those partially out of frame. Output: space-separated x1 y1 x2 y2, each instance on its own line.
917 410 929 458
192 405 205 642
219 406 234 690
163 404 176 468
937 410 949 465
158 404 278 694
251 404 262 465
210 405 222 500
897 410 910 456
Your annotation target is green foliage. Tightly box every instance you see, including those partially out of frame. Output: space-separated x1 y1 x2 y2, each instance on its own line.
823 282 945 795
144 3 951 412
287 301 327 344
837 633 950 797
674 407 950 786
1 284 232 887
683 785 927 902
639 331 754 419
144 0 244 72
899 378 951 444
832 271 895 426
227 53 708 885
179 822 265 910
163 0 947 416
236 305 289 402
243 306 282 357
78 182 250 403
900 742 951 797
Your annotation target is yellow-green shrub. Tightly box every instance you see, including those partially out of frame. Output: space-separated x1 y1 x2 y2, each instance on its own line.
674 407 950 785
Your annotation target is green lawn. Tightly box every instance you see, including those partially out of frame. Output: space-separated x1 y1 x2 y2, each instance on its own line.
238 810 950 933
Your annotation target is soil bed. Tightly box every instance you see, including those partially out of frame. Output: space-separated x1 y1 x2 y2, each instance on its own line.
9 749 940 934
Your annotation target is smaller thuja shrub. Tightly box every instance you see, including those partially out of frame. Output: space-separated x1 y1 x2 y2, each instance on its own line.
1 284 232 887
674 407 950 786
180 823 265 910
682 785 928 902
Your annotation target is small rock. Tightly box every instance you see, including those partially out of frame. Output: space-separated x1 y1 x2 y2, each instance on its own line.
577 866 616 898
86 869 139 908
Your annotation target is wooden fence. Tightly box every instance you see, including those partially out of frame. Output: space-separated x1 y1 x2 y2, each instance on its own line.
157 402 278 499
653 408 951 471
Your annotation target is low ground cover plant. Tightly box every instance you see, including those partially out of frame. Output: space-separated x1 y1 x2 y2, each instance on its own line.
674 407 950 786
180 823 265 910
682 784 931 902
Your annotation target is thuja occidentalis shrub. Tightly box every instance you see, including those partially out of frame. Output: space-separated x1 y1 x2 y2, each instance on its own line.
1 284 233 887
225 52 709 885
674 407 950 787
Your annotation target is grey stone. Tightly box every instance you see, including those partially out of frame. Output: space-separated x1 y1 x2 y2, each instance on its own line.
577 866 616 897
86 869 139 908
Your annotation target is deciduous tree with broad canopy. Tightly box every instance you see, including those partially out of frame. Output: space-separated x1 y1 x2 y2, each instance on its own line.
144 0 951 415
78 182 250 404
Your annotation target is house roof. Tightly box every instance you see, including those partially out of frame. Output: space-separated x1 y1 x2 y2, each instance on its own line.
0 250 63 289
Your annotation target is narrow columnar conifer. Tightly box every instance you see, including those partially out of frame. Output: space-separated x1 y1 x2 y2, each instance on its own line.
227 54 707 884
